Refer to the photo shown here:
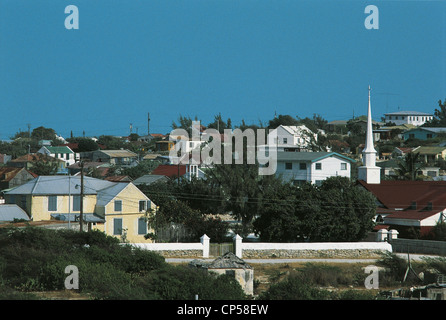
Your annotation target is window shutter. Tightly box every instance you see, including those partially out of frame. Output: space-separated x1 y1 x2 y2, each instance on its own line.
138 218 147 235
113 218 122 235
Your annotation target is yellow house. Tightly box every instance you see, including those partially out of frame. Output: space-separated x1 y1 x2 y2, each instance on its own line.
4 176 156 243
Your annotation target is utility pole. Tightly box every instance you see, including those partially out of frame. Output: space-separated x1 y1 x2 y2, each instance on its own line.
79 161 84 232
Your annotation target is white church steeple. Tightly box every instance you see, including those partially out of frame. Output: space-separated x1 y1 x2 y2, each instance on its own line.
358 85 381 184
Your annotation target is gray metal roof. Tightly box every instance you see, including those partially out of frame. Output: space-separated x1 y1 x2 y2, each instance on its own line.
276 151 355 163
207 252 252 269
133 174 169 186
4 176 117 195
384 111 433 116
0 204 30 221
96 183 130 206
98 150 137 158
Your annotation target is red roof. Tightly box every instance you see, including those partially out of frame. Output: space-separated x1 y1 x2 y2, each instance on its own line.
151 164 187 179
359 180 446 222
359 180 446 210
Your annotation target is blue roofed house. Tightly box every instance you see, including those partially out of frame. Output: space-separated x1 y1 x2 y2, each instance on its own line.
275 151 356 186
3 176 157 243
402 127 446 141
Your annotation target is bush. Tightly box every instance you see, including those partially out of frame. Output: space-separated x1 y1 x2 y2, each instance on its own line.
295 263 361 287
139 265 246 300
260 273 331 300
0 226 245 300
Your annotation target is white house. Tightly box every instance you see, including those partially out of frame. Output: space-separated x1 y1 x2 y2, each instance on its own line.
37 146 77 166
262 125 319 152
384 111 433 126
275 151 355 185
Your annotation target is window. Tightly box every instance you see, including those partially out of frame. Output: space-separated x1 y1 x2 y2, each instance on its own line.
299 163 306 170
285 162 292 170
341 163 347 170
113 218 123 235
20 196 26 209
315 180 323 186
283 138 288 144
138 217 147 235
48 195 57 211
293 180 306 186
225 270 236 277
114 200 122 212
73 195 81 211
427 134 433 139
409 134 415 139
66 153 69 160
315 163 322 170
139 200 146 212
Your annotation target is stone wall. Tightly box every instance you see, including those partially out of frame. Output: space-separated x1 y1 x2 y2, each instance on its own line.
390 238 446 256
241 248 386 259
238 241 392 259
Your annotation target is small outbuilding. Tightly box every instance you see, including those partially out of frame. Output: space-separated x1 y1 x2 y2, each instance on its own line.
189 252 254 296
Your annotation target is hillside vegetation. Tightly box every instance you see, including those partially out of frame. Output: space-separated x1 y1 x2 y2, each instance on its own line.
0 227 246 300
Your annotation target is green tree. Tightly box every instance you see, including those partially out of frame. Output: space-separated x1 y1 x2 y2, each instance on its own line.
31 126 57 141
172 114 199 132
267 114 299 129
67 137 100 152
97 135 127 150
253 177 376 242
207 113 232 133
31 156 60 175
121 160 160 180
395 152 425 180
423 99 446 127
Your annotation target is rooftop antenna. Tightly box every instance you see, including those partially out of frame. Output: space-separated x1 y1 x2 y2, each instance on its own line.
148 112 151 135
375 91 400 114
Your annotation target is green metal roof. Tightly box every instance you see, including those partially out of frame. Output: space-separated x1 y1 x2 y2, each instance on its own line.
44 146 74 154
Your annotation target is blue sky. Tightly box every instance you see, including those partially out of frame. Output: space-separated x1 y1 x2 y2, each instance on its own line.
0 0 445 140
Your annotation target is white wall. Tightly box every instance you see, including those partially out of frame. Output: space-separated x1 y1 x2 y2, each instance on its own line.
241 242 392 251
277 156 351 184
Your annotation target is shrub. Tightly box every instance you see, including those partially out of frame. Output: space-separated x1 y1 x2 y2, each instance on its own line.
260 273 331 300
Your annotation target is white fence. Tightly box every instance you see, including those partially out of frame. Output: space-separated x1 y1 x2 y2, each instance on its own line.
132 234 210 258
132 234 392 259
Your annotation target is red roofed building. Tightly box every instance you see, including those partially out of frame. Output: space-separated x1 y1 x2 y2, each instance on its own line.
359 180 446 237
357 88 446 239
151 164 205 181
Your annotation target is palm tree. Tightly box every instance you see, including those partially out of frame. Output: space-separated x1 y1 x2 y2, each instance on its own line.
395 152 424 180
